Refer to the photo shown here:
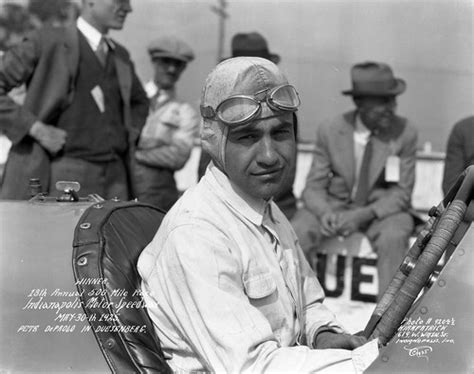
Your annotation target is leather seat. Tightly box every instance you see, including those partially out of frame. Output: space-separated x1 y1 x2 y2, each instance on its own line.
72 200 171 373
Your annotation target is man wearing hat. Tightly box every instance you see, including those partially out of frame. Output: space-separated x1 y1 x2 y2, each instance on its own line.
0 0 149 200
197 31 299 220
132 35 199 210
138 57 378 373
230 31 281 63
292 61 418 297
442 115 474 197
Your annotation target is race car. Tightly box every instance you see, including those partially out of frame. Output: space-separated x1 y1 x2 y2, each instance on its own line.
1 168 472 373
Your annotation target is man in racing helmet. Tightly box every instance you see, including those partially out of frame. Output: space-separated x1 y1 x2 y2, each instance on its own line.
138 57 377 373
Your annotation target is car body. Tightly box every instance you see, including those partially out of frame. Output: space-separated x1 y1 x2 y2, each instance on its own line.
1 168 472 372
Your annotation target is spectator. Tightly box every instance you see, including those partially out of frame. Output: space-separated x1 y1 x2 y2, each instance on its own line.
0 0 148 200
28 0 81 27
0 3 35 188
442 116 474 196
138 57 376 373
291 62 418 297
198 31 298 219
0 3 35 51
132 35 199 211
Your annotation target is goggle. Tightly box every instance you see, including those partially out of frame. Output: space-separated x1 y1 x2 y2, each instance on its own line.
200 84 300 126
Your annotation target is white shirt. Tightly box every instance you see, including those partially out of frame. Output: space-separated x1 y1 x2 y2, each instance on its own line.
76 16 113 53
352 115 372 198
138 164 365 373
77 17 103 52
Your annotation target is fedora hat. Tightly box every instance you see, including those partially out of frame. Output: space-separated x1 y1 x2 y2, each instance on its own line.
342 61 406 96
230 32 280 64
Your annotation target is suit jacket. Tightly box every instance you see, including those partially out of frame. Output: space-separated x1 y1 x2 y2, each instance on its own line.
0 25 148 199
442 116 474 196
302 110 418 219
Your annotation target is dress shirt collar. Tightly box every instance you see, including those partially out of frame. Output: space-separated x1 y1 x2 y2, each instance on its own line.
77 17 103 51
205 163 276 227
77 17 115 52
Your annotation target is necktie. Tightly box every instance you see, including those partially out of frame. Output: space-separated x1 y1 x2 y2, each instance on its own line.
96 37 108 66
353 134 373 206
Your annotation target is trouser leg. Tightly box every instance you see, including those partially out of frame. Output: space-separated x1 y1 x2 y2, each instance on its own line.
290 208 324 255
131 160 179 211
50 157 128 200
365 212 414 298
102 158 129 201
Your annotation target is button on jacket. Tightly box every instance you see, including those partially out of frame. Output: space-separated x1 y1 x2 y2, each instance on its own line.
138 164 360 373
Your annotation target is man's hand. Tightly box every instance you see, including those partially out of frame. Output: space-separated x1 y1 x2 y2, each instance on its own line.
320 211 339 237
315 331 367 350
29 121 67 155
336 208 375 237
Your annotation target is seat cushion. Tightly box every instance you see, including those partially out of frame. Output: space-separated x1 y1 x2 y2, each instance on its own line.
72 200 171 373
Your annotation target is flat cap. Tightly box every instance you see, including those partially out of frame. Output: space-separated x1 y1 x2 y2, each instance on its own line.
147 35 195 62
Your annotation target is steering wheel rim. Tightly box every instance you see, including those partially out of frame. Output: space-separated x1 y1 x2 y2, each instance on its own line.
364 166 474 345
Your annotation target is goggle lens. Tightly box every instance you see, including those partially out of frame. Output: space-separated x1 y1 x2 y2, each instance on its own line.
216 97 259 124
270 85 300 110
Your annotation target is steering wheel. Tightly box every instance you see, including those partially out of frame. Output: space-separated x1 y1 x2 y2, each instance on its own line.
363 165 474 345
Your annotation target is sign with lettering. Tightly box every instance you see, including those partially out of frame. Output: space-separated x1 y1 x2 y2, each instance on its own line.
17 279 150 336
394 316 456 361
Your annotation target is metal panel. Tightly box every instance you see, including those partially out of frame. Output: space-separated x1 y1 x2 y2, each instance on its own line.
0 201 109 372
366 223 474 373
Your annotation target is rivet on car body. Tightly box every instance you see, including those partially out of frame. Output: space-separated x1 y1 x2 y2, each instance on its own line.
106 338 116 349
80 222 91 229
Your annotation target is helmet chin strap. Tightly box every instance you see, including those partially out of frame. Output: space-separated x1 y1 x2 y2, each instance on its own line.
218 125 230 170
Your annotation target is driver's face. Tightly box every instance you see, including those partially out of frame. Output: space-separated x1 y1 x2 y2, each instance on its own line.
224 113 296 201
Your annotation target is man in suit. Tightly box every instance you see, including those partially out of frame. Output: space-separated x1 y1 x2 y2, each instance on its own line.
291 62 418 296
442 116 474 197
0 0 148 200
